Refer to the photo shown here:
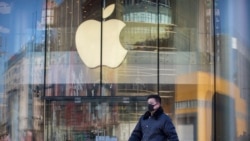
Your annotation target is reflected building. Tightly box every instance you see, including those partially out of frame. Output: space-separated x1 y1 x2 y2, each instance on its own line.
2 41 45 140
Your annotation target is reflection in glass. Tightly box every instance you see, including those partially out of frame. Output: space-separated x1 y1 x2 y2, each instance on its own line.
0 0 45 140
0 0 249 141
46 98 146 141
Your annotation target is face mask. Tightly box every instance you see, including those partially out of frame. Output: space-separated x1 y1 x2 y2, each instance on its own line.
148 104 155 112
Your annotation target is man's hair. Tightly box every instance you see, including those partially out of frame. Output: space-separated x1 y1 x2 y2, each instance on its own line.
147 94 161 104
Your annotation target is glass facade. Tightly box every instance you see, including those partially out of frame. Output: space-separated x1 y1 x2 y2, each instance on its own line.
0 0 249 140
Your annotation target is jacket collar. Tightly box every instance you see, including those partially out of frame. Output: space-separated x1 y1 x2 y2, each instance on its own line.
143 106 164 120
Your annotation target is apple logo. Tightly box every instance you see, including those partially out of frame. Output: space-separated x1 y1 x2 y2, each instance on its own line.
75 4 127 68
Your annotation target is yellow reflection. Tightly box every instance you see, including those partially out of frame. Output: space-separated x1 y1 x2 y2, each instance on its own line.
175 71 247 141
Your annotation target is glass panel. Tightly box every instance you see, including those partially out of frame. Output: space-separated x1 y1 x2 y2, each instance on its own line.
158 0 175 115
214 0 250 140
45 97 147 141
165 0 214 141
0 0 45 140
45 0 102 97
112 0 158 96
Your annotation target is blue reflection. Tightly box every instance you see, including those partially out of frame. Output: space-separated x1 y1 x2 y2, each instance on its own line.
0 0 44 57
215 0 250 82
217 0 250 46
0 1 44 140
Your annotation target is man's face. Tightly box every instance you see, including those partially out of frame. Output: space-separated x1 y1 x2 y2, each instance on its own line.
147 98 160 111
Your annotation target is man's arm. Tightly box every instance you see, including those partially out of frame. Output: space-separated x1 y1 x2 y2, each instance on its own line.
128 118 143 141
163 116 179 141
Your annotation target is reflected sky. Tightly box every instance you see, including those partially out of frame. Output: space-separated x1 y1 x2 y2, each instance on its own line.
0 0 44 58
217 0 250 46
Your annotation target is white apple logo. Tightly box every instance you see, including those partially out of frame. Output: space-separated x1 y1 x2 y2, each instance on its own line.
75 4 127 68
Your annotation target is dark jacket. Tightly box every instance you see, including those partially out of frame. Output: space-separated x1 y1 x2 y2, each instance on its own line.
128 107 179 141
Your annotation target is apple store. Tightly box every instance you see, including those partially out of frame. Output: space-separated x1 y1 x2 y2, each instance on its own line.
0 0 250 141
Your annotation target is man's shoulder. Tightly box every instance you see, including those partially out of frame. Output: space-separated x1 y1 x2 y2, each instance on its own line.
160 113 172 120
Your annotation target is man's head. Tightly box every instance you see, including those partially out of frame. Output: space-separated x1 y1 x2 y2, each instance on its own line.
147 94 161 112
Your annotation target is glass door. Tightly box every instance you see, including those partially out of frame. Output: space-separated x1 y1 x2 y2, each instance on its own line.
44 96 147 141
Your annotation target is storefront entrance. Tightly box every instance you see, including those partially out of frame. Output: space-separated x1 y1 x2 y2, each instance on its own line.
44 96 147 141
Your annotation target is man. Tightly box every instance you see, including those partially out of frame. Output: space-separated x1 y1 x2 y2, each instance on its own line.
128 94 179 141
